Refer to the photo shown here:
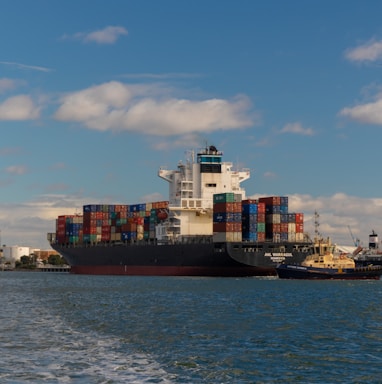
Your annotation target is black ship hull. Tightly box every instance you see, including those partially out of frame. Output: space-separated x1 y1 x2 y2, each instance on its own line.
51 240 311 277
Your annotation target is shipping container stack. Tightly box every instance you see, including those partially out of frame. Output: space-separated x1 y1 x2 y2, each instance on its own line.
56 202 169 245
241 199 266 242
54 195 304 245
146 202 169 240
258 196 304 242
213 193 242 242
82 202 169 244
56 214 83 244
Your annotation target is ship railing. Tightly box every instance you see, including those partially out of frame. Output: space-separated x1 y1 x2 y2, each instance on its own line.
55 236 215 248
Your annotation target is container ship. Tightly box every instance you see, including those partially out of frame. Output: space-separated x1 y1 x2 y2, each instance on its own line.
353 230 382 266
47 145 312 276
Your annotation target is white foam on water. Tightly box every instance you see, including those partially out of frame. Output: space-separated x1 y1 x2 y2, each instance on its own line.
0 281 176 383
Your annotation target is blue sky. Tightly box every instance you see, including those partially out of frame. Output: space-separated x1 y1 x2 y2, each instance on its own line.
1 0 382 248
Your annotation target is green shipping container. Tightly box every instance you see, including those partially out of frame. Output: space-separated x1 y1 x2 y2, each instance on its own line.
257 222 266 233
213 193 236 204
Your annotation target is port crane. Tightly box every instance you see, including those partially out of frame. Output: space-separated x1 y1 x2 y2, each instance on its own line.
348 226 360 247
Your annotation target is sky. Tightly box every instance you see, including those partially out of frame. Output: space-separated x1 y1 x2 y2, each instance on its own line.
1 0 382 249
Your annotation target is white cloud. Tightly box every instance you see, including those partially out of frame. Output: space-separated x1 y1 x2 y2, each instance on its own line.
339 97 382 125
151 133 206 150
0 193 113 248
55 81 134 122
0 95 40 120
280 122 315 136
64 26 128 44
54 81 255 135
122 73 203 80
0 147 22 156
0 78 20 94
0 61 51 72
5 165 27 175
263 171 277 179
345 39 382 63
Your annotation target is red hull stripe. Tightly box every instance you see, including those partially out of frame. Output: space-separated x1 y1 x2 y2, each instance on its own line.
70 265 275 277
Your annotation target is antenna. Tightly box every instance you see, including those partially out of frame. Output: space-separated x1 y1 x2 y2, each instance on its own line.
314 211 321 239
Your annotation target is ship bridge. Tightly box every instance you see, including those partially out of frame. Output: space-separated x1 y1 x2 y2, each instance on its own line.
158 145 250 238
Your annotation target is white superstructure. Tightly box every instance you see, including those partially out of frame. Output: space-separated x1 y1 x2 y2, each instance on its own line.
157 145 250 242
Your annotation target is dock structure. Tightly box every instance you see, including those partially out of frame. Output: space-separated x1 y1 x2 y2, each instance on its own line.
37 265 71 272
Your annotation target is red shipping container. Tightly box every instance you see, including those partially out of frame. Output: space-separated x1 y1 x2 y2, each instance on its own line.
101 225 111 234
267 223 281 233
242 199 258 205
257 213 266 222
295 213 304 223
56 235 66 243
213 202 235 213
213 222 242 232
134 217 144 225
259 196 281 206
101 233 110 241
296 223 304 233
257 202 266 213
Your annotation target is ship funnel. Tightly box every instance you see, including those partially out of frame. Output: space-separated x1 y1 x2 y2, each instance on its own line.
369 230 378 249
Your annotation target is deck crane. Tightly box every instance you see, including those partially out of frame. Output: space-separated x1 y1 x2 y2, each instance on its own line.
348 226 360 247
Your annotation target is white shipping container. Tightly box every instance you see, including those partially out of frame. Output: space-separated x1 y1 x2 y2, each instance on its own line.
266 213 281 224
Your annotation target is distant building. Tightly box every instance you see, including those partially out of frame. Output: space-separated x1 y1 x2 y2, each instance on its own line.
32 249 60 262
3 246 31 263
1 246 60 264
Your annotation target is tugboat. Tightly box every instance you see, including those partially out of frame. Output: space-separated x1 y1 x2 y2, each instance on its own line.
276 213 382 280
276 236 382 280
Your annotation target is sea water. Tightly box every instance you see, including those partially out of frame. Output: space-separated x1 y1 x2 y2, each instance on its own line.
1 272 381 383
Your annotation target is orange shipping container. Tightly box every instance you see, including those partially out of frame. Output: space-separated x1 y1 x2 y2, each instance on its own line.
257 232 266 241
